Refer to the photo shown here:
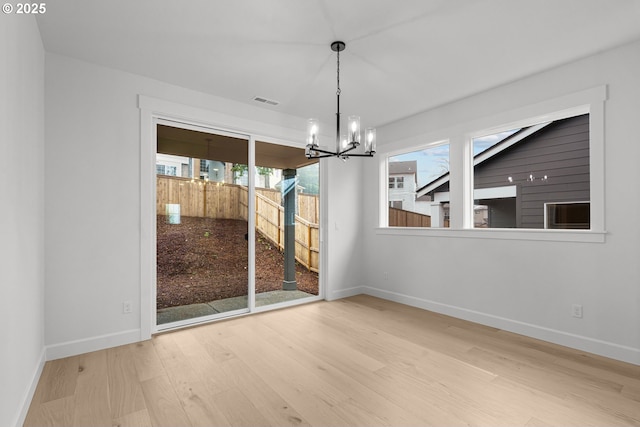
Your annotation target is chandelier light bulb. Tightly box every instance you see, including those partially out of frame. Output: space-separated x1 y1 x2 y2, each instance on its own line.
365 128 376 154
348 115 360 146
307 118 319 147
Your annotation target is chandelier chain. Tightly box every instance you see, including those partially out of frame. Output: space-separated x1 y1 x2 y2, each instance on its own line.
336 49 341 96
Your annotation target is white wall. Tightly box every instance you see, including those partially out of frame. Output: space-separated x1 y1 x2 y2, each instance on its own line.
0 14 46 427
324 159 365 300
362 39 640 364
44 53 359 356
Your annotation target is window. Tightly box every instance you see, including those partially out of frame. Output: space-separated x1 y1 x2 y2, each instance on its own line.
387 143 450 228
156 164 177 176
472 114 590 229
379 86 605 241
545 202 590 229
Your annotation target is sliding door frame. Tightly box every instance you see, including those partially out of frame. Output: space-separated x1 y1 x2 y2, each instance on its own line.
139 95 323 338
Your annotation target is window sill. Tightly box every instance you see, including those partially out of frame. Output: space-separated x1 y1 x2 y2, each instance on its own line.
374 227 606 243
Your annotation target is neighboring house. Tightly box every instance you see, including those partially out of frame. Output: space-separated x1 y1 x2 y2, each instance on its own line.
416 114 590 229
156 156 282 187
388 160 418 211
231 165 282 189
156 153 190 177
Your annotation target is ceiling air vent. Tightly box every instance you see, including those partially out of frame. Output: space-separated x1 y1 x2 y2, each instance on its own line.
252 96 279 106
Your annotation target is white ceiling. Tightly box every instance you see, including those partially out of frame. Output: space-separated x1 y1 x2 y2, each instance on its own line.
36 0 640 129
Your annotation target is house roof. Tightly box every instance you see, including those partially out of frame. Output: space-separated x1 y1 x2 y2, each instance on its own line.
389 160 417 176
415 122 552 198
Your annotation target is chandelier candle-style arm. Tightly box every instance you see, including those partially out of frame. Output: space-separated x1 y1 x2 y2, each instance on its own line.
305 41 377 160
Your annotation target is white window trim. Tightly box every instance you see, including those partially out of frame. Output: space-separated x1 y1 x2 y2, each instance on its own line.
377 86 607 243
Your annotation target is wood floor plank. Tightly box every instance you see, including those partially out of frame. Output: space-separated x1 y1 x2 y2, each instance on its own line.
107 344 147 419
248 315 430 426
621 382 640 402
112 409 153 427
24 296 640 427
162 330 236 398
219 322 352 426
173 380 231 427
72 350 112 427
140 375 192 427
24 396 75 427
210 387 272 427
131 339 165 382
36 356 81 403
219 357 311 427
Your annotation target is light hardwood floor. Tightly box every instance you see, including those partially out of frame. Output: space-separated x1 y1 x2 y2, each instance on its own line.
25 295 640 426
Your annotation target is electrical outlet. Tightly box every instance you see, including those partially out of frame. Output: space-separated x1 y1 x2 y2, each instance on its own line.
572 304 583 318
123 300 132 314
384 272 388 281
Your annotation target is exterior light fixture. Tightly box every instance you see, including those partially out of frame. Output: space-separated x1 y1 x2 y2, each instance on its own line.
305 41 376 159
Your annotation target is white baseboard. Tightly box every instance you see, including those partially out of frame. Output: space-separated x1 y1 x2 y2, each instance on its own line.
46 329 141 361
361 287 640 366
327 286 365 301
14 347 46 427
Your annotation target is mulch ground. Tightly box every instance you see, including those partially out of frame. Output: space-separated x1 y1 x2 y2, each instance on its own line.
157 216 319 309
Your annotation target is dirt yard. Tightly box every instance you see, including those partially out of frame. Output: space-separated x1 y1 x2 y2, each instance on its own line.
156 216 319 309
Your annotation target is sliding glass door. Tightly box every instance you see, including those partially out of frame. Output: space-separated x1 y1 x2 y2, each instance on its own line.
155 123 249 327
153 122 321 330
253 141 319 309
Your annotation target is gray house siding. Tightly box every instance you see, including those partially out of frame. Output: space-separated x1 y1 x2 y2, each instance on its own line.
483 198 516 228
475 114 590 228
424 114 590 228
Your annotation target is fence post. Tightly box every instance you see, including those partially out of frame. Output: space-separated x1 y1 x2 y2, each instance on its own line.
307 223 312 272
203 181 207 217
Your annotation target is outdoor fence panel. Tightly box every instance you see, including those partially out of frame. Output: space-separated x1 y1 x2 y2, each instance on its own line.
156 176 204 217
299 194 319 223
239 186 248 221
157 175 319 271
295 217 319 273
256 194 281 248
389 207 431 227
257 188 281 204
187 181 206 216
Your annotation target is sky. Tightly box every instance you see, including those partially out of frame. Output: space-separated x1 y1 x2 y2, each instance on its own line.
389 129 519 188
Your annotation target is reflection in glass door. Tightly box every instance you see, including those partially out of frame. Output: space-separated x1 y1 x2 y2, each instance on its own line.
253 141 319 308
155 123 249 327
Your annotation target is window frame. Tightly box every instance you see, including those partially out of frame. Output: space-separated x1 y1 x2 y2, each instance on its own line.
382 140 451 228
377 86 606 243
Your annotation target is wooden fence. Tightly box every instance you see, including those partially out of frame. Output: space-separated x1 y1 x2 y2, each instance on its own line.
388 207 451 228
239 187 319 224
157 175 319 272
254 194 319 273
389 207 432 227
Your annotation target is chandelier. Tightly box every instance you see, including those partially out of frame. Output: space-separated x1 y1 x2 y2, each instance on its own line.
305 41 376 159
